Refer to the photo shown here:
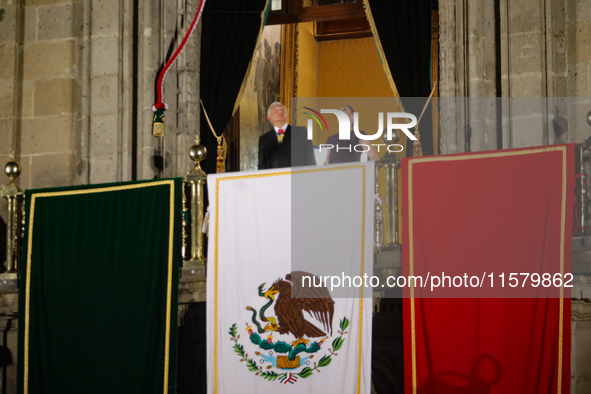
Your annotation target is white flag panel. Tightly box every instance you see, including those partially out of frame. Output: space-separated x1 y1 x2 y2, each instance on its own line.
207 163 374 394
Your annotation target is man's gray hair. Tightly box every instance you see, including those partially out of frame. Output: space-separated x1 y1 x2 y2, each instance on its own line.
267 102 286 116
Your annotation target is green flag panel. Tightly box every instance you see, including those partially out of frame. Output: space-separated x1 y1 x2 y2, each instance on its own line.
17 180 181 394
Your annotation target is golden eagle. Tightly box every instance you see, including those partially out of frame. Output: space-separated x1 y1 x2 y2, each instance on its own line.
266 271 334 344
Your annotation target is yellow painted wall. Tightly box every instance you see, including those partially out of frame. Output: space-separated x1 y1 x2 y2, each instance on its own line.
296 23 318 97
297 34 403 240
296 34 401 146
317 37 394 97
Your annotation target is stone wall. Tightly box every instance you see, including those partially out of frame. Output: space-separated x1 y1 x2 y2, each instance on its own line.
1 0 202 258
572 300 591 393
0 0 79 191
0 0 200 193
438 0 591 154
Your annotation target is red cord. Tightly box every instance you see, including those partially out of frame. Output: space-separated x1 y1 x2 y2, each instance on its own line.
153 0 207 110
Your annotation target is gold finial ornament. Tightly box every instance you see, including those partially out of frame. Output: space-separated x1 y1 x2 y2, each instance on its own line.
382 129 400 145
189 143 207 169
5 151 21 184
5 160 21 185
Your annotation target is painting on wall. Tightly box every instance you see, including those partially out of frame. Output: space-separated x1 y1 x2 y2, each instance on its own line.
239 25 282 171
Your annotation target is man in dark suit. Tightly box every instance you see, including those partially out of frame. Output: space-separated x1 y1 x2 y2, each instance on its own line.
258 102 316 170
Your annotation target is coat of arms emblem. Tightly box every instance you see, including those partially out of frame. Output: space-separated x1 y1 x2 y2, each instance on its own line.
229 271 350 384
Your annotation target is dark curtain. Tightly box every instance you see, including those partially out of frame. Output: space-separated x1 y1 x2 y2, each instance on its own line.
199 0 268 174
176 302 207 394
18 180 181 394
373 298 404 394
367 0 433 156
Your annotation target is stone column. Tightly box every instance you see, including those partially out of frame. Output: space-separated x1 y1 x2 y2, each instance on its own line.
438 0 591 152
0 304 18 394
0 0 81 190
438 0 498 155
171 0 201 178
136 0 202 180
572 300 591 393
564 0 591 145
77 0 135 184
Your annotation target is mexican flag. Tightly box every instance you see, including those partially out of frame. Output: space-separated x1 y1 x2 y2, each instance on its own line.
206 163 374 393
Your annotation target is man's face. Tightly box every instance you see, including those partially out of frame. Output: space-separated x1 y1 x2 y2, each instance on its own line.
267 104 287 126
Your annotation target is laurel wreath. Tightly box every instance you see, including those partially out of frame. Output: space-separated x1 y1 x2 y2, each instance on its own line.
229 316 350 384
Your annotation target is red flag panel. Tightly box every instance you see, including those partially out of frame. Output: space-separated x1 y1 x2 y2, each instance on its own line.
402 145 573 394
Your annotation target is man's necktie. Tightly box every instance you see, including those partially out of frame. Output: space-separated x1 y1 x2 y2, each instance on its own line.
277 128 285 143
